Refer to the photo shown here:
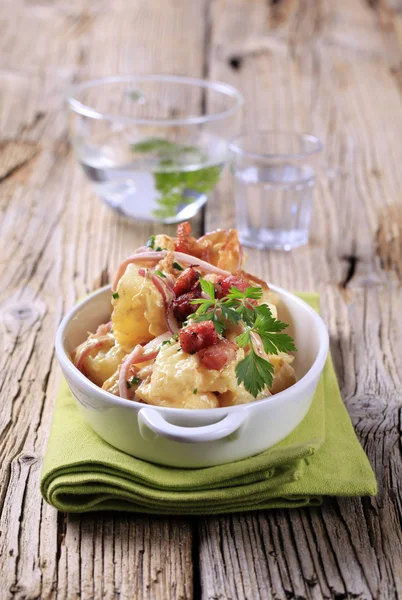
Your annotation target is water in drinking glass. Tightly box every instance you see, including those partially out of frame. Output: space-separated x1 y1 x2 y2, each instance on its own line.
230 131 322 250
234 163 315 251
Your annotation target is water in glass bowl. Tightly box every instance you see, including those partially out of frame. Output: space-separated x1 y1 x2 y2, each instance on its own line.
77 133 227 223
234 163 315 251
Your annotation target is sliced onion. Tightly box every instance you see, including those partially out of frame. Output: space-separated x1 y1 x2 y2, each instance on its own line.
151 274 179 334
95 321 112 336
118 331 171 399
173 252 231 276
74 335 113 373
112 250 231 291
151 273 174 304
250 331 269 361
166 305 179 335
164 273 175 291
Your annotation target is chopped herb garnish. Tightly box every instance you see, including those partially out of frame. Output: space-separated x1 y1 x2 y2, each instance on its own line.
154 270 166 278
127 376 141 390
173 261 184 271
177 347 182 352
160 339 171 348
146 235 155 249
155 246 163 252
191 278 297 397
112 292 119 300
193 388 198 395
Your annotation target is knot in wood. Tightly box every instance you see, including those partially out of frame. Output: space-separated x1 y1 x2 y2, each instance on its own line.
18 453 38 466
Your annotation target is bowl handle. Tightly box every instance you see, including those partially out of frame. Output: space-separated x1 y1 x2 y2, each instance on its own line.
138 408 247 443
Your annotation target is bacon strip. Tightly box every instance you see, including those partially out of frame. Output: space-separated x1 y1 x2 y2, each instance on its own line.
198 339 237 371
173 266 199 296
179 321 220 354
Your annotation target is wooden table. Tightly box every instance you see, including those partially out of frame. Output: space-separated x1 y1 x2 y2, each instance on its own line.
1 0 402 598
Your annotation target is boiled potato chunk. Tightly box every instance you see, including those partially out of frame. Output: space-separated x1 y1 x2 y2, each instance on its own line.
136 342 255 408
269 353 297 394
83 342 126 388
112 264 166 348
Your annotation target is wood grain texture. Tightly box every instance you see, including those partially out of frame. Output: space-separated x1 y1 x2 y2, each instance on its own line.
0 0 207 597
200 0 402 598
1 0 402 599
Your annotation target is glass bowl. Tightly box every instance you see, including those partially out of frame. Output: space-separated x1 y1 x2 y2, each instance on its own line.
67 75 244 223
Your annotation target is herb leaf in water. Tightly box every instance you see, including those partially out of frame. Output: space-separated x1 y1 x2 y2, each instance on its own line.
131 137 221 219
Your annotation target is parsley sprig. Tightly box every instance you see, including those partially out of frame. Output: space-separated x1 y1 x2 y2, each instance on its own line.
190 279 241 334
190 278 297 397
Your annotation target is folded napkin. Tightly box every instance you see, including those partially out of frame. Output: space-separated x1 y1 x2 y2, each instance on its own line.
41 294 377 514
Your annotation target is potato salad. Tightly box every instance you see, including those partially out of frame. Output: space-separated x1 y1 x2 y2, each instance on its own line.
72 222 297 409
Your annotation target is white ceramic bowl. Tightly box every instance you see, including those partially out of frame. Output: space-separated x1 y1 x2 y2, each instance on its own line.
55 285 328 468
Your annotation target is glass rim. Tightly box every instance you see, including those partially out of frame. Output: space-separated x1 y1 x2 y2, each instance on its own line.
67 74 244 126
229 130 323 161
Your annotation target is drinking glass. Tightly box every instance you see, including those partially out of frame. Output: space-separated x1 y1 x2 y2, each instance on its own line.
229 131 323 250
68 75 243 223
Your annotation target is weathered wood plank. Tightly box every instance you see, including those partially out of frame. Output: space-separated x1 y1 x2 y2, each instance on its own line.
200 0 402 598
0 0 208 598
1 0 402 598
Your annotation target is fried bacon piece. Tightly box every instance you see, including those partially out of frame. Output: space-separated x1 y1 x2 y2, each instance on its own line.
179 321 219 354
215 275 249 299
197 339 237 371
173 266 199 296
172 285 202 322
174 222 200 256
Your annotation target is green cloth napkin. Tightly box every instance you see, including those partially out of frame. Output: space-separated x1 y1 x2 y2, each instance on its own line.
41 293 377 514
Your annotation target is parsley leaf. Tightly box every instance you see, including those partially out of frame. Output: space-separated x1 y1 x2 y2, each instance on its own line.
211 312 225 335
220 304 242 324
199 278 215 299
235 347 274 398
226 286 263 301
132 137 221 220
252 305 297 355
173 261 184 271
112 292 119 300
154 270 166 278
225 286 262 326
